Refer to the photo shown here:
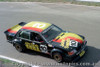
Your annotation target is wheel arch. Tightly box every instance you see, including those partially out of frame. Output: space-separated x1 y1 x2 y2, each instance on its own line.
13 39 22 46
50 49 64 58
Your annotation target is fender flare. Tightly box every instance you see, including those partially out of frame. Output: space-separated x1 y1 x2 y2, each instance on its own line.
50 49 65 58
13 39 27 50
13 39 22 46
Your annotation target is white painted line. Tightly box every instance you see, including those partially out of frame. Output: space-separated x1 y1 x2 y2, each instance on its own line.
32 65 40 67
0 55 40 67
0 55 27 64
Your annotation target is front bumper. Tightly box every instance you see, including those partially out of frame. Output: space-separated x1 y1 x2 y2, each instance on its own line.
72 45 87 62
64 41 87 62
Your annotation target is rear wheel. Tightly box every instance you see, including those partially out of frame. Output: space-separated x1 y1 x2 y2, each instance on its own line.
14 43 26 52
53 52 63 63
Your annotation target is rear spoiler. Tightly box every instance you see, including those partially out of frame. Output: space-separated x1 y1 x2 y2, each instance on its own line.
4 22 26 41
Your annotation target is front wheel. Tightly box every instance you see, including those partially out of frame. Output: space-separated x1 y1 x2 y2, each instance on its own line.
53 52 63 63
14 43 26 52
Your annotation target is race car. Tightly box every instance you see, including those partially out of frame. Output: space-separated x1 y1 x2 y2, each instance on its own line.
4 21 87 62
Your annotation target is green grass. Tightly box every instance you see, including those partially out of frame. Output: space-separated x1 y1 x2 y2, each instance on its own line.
0 0 74 2
0 0 100 6
72 1 100 6
0 58 28 67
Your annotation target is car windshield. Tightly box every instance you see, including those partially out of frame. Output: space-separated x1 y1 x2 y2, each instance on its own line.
42 25 62 42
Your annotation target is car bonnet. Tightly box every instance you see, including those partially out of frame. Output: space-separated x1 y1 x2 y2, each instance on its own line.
52 32 84 50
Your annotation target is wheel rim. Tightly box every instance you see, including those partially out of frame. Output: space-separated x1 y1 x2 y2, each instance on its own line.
54 53 62 62
15 44 22 51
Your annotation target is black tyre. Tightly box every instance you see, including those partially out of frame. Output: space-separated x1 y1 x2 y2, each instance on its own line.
14 43 26 52
53 52 63 63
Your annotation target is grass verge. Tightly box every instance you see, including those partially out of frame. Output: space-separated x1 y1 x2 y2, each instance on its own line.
0 0 73 2
72 1 100 6
0 58 29 67
0 0 100 6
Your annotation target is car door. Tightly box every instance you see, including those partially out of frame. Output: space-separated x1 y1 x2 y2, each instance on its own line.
17 29 48 53
17 30 40 52
31 32 48 53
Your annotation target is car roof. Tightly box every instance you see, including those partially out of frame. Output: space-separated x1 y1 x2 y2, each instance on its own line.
22 21 52 32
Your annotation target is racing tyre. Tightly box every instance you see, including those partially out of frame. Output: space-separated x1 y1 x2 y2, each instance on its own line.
53 52 63 63
14 43 26 52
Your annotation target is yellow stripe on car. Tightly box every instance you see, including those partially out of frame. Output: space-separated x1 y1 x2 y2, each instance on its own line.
56 33 83 41
24 21 51 30
10 25 22 31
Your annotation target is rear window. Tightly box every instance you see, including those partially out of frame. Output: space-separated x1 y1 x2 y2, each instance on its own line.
19 30 30 39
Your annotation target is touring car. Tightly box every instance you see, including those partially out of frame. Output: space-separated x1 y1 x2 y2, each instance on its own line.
4 21 87 62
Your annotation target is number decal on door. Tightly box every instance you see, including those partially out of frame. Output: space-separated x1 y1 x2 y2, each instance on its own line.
25 42 40 52
40 45 48 53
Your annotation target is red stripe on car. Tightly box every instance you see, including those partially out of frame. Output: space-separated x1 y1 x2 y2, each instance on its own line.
52 39 62 43
7 29 17 34
65 36 83 44
22 27 43 32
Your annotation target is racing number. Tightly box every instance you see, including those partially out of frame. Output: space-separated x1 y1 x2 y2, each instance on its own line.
32 23 46 28
60 39 70 48
40 45 48 53
25 42 40 52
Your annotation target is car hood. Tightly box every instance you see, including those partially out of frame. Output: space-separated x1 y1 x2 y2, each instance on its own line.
52 32 84 51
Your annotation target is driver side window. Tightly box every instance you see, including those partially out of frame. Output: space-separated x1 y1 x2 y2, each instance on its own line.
31 32 43 42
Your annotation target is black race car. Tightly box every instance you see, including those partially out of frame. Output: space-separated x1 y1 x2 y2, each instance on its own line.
4 21 87 62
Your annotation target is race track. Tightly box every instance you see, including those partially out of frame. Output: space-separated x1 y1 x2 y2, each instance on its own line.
0 2 100 67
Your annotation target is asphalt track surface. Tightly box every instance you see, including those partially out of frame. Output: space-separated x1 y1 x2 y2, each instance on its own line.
0 2 100 67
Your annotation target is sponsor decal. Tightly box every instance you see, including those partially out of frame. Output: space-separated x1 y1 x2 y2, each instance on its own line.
53 33 83 44
60 39 70 48
25 42 40 52
60 39 78 48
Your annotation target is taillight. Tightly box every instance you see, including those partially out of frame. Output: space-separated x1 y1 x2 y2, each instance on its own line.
68 49 77 56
